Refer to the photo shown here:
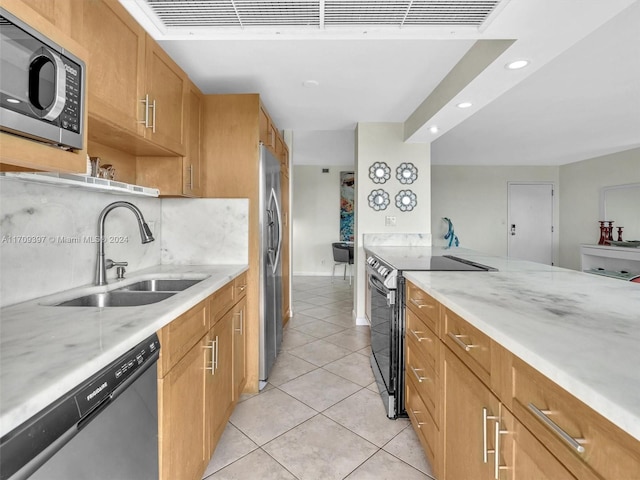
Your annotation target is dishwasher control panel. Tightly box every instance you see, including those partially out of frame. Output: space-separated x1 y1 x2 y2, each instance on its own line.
75 335 160 417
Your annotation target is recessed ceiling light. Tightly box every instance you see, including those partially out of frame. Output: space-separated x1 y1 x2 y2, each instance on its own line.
6 98 20 104
303 80 319 88
429 125 439 134
457 102 472 109
506 60 529 70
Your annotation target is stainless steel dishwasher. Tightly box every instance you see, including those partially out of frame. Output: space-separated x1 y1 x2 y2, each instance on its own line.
0 334 160 480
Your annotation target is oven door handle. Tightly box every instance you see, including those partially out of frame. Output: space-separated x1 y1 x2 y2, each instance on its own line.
368 276 395 305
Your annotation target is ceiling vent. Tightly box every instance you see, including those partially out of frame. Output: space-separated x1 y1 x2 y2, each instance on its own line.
138 0 504 30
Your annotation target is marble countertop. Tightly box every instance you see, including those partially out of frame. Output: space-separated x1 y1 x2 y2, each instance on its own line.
0 264 248 437
386 249 640 441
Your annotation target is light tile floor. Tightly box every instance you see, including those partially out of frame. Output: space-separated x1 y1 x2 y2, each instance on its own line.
202 276 435 480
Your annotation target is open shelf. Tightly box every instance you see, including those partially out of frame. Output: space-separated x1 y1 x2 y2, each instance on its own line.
580 244 640 281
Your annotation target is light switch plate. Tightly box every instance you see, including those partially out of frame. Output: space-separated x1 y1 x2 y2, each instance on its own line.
385 216 396 227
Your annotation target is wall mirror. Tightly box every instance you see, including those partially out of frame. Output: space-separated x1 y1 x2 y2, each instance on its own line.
368 189 390 211
600 183 640 242
368 162 390 184
396 162 418 184
395 190 417 212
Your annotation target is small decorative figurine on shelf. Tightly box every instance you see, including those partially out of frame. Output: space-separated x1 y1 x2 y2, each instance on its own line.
617 226 624 242
443 217 459 248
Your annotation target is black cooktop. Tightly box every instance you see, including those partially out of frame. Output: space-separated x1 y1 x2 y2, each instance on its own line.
370 250 497 272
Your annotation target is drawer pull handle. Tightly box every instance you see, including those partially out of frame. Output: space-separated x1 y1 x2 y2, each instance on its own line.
410 408 426 428
409 329 430 342
448 332 477 352
528 403 586 454
410 298 434 309
409 365 427 383
494 420 508 479
482 407 498 463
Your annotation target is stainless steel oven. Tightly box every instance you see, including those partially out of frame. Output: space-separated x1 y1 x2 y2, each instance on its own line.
366 249 497 419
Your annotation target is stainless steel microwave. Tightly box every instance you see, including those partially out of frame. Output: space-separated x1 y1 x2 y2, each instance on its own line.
0 8 85 150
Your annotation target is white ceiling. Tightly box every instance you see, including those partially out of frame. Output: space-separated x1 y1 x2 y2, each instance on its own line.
121 0 640 166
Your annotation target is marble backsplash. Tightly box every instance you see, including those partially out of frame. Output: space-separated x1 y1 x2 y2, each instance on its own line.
161 198 248 265
0 178 248 307
363 233 432 246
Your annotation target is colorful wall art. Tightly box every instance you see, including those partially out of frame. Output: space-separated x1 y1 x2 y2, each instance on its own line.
340 171 355 242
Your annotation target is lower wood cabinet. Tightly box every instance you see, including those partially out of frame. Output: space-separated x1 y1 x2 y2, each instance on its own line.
205 307 233 459
157 274 248 480
158 335 207 480
233 296 247 400
405 280 640 480
443 347 501 480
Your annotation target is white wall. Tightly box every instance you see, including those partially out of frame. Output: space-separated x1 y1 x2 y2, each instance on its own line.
429 148 640 271
558 148 640 270
431 166 560 259
292 165 351 275
355 123 431 321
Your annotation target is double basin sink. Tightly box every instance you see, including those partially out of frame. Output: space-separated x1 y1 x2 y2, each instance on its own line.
55 279 204 307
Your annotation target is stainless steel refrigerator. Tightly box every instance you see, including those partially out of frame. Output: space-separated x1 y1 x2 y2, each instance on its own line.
259 145 283 389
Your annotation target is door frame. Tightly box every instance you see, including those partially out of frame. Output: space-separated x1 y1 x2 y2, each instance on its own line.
507 181 557 265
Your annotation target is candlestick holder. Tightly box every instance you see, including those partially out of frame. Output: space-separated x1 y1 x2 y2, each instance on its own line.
598 221 607 245
617 226 624 242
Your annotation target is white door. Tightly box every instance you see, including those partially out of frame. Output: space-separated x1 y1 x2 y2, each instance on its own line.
508 183 554 265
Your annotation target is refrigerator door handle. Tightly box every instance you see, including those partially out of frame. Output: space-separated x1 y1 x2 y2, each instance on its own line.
269 188 282 275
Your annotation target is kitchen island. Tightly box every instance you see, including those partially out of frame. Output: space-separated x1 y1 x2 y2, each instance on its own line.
0 264 247 438
393 249 640 479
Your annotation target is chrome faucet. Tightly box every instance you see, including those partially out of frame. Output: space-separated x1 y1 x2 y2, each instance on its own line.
95 201 155 286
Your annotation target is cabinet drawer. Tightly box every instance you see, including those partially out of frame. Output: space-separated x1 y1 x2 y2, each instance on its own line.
512 358 640 480
234 272 248 300
443 308 491 385
406 308 439 372
157 299 207 377
210 280 235 326
406 373 439 466
405 281 439 335
405 338 439 427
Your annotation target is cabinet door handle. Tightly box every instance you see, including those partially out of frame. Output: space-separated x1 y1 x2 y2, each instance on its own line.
188 165 193 190
203 339 216 375
409 365 427 383
409 328 429 343
139 94 150 128
482 407 498 463
410 298 433 309
528 403 586 454
410 408 426 428
448 332 477 352
213 335 219 372
150 99 156 133
234 310 243 335
494 419 508 479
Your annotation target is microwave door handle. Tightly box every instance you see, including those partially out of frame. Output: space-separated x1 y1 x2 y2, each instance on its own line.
31 48 67 121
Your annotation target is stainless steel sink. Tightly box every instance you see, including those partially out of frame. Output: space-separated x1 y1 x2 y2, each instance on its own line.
56 291 176 307
114 279 204 292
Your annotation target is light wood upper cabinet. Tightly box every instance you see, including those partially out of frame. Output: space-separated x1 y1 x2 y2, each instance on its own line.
143 37 187 155
82 0 186 157
135 81 202 196
183 82 203 197
82 0 144 136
